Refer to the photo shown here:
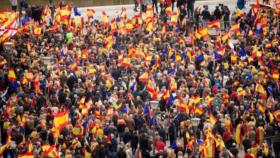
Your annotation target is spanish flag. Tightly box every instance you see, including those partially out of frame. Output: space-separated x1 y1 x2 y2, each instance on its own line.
81 99 92 115
235 123 242 145
147 80 158 100
34 24 42 36
235 8 245 17
272 70 279 80
72 125 84 137
195 27 208 39
170 12 178 26
203 138 215 158
229 23 240 32
162 24 168 33
42 145 59 158
135 46 144 58
191 96 201 104
168 76 177 91
73 16 84 28
165 7 172 15
273 110 280 122
8 68 16 81
33 74 41 94
209 113 217 125
222 31 231 42
86 9 95 20
18 152 34 158
107 106 113 117
177 103 188 113
121 57 131 67
146 20 153 32
139 72 149 83
255 83 267 99
110 19 117 33
53 111 70 130
207 19 221 29
102 11 109 26
195 107 203 116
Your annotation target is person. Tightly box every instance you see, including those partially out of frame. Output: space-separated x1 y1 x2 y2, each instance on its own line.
134 0 140 11
222 5 230 30
177 0 186 9
201 5 211 24
213 6 222 20
10 0 17 11
171 0 176 11
187 0 195 18
141 0 148 12
20 0 28 9
179 4 187 25
153 0 159 13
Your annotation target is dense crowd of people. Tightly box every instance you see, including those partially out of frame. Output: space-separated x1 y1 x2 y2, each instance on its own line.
0 0 280 158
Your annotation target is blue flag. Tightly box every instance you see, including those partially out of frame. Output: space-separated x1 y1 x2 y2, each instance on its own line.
74 7 81 16
144 104 150 116
167 93 175 106
182 51 187 61
120 104 127 113
196 54 204 64
239 47 246 57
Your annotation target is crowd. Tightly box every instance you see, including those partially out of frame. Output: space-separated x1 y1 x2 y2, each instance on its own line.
0 0 280 158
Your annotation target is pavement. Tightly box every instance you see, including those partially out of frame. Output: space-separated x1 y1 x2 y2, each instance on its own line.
74 0 238 20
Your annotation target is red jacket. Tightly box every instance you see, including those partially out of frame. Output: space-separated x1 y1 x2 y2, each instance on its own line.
156 140 165 151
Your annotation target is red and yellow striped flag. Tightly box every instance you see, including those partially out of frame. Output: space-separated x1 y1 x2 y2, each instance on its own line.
139 72 149 83
209 113 217 125
18 152 34 158
53 111 70 130
8 68 16 81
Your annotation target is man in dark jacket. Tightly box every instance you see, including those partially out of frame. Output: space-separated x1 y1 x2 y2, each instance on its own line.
222 5 230 30
187 0 195 18
213 6 222 20
201 5 211 22
177 0 186 9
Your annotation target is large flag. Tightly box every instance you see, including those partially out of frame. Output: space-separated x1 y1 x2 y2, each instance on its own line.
0 12 18 44
53 111 70 130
